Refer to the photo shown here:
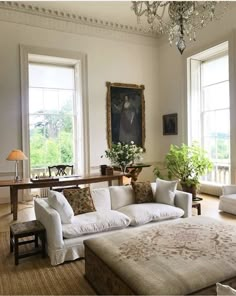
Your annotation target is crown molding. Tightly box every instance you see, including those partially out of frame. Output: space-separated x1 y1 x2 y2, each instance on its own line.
0 1 159 45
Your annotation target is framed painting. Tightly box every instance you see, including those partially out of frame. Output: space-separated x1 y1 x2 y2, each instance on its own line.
163 113 178 135
106 82 145 149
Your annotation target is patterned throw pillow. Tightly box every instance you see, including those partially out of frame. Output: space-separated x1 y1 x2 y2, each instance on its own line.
63 187 96 215
131 181 154 204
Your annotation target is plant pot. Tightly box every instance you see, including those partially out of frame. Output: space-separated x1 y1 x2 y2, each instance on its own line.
120 164 128 175
181 183 197 200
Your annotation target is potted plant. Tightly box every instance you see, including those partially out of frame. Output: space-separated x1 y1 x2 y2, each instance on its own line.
153 143 213 200
101 141 143 174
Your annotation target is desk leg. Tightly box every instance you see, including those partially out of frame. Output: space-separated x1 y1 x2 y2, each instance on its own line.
118 176 123 186
10 186 18 221
10 187 13 213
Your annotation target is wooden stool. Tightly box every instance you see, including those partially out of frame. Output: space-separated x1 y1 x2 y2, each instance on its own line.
192 202 201 215
10 220 46 265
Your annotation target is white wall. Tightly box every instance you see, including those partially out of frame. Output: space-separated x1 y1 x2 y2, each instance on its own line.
158 3 236 184
0 10 160 202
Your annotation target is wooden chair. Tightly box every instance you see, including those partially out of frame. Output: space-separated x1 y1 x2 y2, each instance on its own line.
48 165 74 177
48 164 76 192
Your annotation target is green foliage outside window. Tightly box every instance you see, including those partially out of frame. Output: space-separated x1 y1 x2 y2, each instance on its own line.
30 107 74 169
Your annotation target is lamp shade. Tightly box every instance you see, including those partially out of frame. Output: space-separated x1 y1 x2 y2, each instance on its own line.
6 149 28 161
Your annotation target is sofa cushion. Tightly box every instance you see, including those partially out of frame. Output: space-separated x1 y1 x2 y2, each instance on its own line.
118 203 184 226
109 185 135 210
47 190 74 224
62 210 131 238
131 181 154 203
155 178 178 206
91 187 111 211
155 203 184 220
117 203 159 226
63 187 96 215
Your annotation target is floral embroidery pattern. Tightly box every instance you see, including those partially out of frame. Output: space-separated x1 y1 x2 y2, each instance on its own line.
63 187 96 215
118 222 236 262
131 181 154 203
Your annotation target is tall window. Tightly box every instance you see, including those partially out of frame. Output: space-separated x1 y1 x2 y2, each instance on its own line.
188 42 230 184
29 63 77 176
20 46 88 187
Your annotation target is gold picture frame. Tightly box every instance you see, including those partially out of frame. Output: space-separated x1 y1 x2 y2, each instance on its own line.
106 82 145 149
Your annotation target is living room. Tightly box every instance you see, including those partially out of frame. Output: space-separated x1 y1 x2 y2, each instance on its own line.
1 1 236 295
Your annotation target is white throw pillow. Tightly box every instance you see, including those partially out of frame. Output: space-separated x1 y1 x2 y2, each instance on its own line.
109 185 135 210
216 283 236 295
91 187 111 211
155 178 178 206
62 210 131 238
48 190 74 224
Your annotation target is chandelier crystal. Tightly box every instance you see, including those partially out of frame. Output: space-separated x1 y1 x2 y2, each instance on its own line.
131 1 227 54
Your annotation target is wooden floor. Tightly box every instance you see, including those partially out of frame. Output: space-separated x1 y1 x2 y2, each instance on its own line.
1 194 236 232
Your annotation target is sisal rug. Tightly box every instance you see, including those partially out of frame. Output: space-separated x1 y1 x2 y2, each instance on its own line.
0 232 95 295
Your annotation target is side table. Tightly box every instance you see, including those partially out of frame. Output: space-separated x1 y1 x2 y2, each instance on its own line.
10 220 46 265
192 201 201 215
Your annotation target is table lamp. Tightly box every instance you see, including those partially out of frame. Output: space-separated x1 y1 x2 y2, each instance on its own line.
6 149 28 182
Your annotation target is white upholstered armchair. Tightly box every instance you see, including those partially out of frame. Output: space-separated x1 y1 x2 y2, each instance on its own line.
219 185 236 215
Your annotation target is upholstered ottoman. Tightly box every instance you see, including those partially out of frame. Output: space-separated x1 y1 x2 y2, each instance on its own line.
219 194 236 215
84 216 236 295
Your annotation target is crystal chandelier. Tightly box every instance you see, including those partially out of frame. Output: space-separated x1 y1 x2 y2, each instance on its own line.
131 1 227 54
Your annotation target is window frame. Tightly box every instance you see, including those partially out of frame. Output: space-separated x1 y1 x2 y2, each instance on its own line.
20 45 89 178
187 42 230 184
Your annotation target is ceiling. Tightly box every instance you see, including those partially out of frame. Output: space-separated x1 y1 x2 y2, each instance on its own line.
21 1 139 28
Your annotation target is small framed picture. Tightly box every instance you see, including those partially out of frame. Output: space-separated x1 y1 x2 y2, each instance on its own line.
163 113 178 135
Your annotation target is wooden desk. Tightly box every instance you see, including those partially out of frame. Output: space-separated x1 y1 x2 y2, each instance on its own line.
0 173 123 221
114 164 151 182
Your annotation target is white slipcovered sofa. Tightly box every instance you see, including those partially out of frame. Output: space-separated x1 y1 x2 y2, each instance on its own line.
34 182 192 265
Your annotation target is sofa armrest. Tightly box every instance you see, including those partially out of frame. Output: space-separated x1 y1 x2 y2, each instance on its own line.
222 185 236 195
174 190 192 218
34 198 64 250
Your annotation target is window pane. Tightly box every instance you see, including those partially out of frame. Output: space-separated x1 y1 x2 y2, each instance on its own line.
215 109 230 135
203 82 229 111
29 88 44 113
202 55 229 86
59 90 74 113
44 89 59 113
216 138 230 161
29 113 74 167
29 64 74 89
203 110 230 137
204 137 216 160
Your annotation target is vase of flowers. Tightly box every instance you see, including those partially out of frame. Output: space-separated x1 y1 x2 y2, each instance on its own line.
102 141 143 174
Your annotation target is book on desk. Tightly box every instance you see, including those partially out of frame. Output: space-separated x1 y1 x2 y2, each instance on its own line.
30 177 59 182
